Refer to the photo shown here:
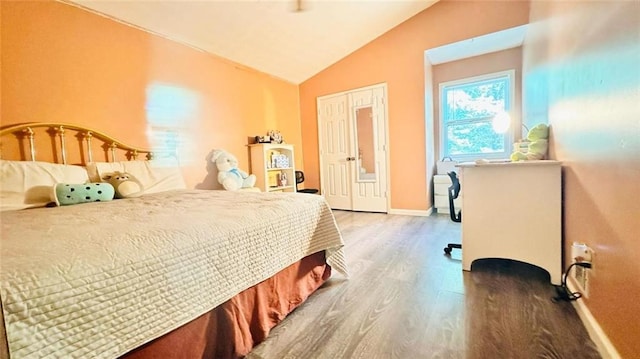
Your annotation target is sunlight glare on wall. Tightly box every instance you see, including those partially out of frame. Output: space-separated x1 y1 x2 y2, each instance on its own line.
145 83 200 166
523 40 640 158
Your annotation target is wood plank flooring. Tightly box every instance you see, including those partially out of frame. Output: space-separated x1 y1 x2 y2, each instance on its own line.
247 211 601 359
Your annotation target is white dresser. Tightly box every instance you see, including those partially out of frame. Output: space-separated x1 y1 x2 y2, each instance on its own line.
457 160 562 284
433 174 461 214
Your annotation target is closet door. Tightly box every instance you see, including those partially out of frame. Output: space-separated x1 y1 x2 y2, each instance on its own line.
317 84 388 213
348 86 387 212
317 94 352 210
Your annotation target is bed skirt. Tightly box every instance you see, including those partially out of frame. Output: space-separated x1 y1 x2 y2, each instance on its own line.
120 251 331 359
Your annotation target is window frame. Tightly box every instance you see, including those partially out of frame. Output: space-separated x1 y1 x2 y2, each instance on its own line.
438 70 515 162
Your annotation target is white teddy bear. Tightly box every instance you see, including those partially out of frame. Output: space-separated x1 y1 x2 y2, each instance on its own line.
208 149 257 191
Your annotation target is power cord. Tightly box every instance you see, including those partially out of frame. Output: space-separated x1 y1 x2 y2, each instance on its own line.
552 261 592 302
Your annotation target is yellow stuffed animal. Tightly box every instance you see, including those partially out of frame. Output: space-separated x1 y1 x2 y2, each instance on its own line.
510 123 549 161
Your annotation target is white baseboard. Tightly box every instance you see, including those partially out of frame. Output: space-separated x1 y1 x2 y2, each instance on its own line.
567 277 621 359
387 207 433 216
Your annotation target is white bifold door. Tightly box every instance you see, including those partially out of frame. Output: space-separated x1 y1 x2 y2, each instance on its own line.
317 84 388 213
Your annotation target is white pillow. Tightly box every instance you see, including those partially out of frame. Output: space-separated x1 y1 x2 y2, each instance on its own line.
0 160 90 211
86 160 186 194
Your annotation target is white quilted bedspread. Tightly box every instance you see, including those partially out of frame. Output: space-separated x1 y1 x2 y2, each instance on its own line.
0 190 347 359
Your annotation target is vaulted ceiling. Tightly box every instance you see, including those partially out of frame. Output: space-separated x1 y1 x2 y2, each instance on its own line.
66 0 438 84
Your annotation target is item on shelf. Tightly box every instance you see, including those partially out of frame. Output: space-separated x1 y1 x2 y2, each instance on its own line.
255 135 271 144
510 123 549 161
274 154 289 168
268 130 284 144
279 172 288 186
268 172 279 187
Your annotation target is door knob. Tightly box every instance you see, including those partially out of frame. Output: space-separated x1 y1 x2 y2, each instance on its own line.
346 157 356 161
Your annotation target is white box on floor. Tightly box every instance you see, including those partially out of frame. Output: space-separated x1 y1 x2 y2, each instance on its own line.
433 174 461 214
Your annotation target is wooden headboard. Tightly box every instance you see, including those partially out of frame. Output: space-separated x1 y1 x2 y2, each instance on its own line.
0 123 153 165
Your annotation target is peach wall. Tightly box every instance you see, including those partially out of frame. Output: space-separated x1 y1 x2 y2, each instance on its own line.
432 47 523 158
523 1 639 357
300 0 530 210
1 0 301 189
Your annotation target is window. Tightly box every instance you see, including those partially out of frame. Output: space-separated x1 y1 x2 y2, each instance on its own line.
439 70 514 161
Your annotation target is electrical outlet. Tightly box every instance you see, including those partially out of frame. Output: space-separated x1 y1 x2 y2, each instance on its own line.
570 242 594 297
571 242 592 262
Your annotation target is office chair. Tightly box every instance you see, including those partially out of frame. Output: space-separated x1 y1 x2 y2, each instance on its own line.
295 171 319 194
444 171 462 255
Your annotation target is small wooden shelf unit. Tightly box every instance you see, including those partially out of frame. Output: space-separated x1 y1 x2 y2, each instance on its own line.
249 143 296 193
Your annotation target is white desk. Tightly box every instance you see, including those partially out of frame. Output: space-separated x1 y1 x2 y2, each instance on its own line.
458 160 562 284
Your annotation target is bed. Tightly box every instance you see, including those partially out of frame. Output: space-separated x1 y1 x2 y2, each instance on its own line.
0 123 348 359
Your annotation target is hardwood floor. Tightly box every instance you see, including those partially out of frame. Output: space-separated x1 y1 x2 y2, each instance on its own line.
247 211 601 359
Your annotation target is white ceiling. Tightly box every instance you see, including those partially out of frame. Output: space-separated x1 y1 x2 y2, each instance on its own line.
66 0 438 84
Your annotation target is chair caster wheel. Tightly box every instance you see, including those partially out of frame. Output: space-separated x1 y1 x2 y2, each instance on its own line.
444 247 452 255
